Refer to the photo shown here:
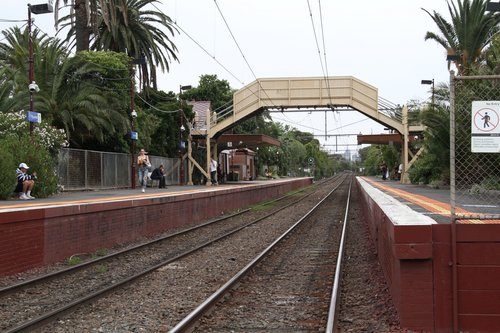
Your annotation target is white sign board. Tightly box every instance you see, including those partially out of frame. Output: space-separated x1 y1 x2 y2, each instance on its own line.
471 101 500 153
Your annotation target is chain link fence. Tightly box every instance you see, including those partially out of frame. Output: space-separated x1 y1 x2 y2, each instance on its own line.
57 148 180 191
450 74 500 220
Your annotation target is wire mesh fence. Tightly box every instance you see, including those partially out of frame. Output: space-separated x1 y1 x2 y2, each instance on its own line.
57 148 180 191
450 74 500 220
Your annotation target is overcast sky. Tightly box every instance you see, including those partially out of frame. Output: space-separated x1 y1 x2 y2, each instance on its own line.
3 0 453 154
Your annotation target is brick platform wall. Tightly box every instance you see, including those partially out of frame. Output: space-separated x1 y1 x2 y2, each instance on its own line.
0 178 312 277
356 178 435 332
357 177 500 333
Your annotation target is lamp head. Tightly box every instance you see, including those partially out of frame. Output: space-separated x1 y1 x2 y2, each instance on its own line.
28 81 40 93
131 110 138 118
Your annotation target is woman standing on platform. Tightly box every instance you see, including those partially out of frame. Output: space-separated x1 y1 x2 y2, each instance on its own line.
137 149 151 192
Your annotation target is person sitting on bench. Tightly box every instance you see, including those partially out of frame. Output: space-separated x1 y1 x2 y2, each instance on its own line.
150 164 166 188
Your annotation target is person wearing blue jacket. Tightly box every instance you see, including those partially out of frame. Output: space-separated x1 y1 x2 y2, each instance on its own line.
15 163 37 200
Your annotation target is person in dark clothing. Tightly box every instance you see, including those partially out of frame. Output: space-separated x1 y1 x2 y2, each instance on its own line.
150 164 166 188
380 161 388 180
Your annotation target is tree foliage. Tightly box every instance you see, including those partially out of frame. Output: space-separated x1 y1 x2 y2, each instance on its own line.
54 0 128 52
422 0 500 74
0 27 131 151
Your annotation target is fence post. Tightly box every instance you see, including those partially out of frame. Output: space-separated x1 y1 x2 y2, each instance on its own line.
84 150 88 190
449 70 458 333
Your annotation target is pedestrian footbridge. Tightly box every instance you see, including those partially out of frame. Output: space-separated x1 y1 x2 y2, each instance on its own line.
188 76 423 184
191 76 422 138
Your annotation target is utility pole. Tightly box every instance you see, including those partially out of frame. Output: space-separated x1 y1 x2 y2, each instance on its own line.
179 85 192 185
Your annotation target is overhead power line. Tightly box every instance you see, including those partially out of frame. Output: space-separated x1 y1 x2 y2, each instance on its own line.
173 21 245 86
211 0 280 112
212 0 258 82
306 0 326 79
149 1 245 86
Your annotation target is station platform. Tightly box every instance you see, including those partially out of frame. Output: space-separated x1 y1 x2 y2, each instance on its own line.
0 178 312 277
360 176 500 224
356 176 500 333
0 183 251 213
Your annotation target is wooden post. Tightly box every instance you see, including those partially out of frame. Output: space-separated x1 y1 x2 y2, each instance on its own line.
401 105 410 184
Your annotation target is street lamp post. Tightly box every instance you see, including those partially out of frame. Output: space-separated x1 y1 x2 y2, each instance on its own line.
130 75 137 189
129 57 145 189
179 85 192 185
27 3 52 136
421 79 435 107
28 5 34 136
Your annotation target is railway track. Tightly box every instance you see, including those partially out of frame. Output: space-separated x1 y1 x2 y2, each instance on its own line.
171 176 352 332
0 175 344 332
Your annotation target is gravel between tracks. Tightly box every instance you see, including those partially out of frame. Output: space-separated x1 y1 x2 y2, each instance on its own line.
337 184 403 332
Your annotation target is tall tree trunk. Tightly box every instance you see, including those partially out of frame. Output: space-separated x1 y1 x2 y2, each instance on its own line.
75 0 89 51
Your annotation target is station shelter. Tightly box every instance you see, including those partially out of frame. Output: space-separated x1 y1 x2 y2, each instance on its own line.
219 148 256 182
187 101 280 184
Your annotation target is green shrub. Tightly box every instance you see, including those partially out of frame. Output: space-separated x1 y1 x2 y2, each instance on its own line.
0 135 58 199
67 256 82 266
408 152 448 185
0 139 18 199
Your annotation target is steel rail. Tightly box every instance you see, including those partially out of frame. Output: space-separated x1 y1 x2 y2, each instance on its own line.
168 175 348 333
326 175 353 332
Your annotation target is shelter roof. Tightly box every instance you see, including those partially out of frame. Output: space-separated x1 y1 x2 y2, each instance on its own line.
217 134 281 151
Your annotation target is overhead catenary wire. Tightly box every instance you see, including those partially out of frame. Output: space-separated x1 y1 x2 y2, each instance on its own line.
135 93 183 114
172 22 245 86
212 0 257 84
306 0 335 141
273 112 371 135
151 0 250 90
306 0 327 81
211 0 280 112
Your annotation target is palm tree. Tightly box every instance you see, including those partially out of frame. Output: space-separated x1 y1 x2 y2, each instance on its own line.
54 0 127 52
0 27 63 111
422 0 500 74
36 56 130 147
0 27 131 148
91 0 178 90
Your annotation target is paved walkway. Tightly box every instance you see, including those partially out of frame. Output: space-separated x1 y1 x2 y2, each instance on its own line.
0 182 254 212
362 176 500 224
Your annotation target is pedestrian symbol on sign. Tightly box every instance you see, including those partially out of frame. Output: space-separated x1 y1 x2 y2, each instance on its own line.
473 107 498 133
471 101 500 153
